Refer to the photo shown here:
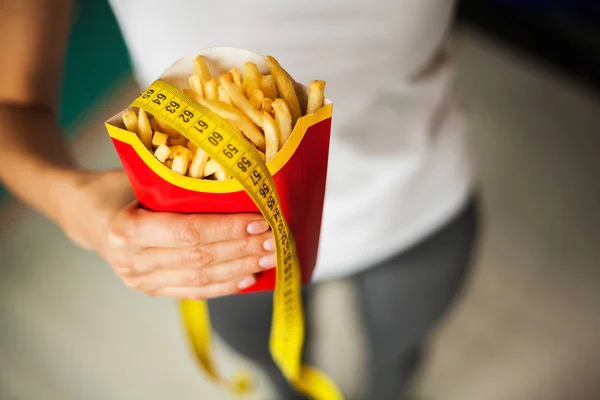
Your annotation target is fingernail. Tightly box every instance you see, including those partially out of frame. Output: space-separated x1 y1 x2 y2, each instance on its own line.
247 220 269 235
238 276 256 290
259 253 277 269
263 237 275 251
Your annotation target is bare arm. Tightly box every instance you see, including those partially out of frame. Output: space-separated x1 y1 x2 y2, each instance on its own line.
0 0 272 298
0 0 78 224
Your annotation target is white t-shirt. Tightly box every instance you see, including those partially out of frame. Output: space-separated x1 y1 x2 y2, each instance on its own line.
108 0 474 281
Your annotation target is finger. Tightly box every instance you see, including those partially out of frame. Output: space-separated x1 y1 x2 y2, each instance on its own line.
153 275 257 300
109 206 270 248
131 231 274 273
125 253 276 291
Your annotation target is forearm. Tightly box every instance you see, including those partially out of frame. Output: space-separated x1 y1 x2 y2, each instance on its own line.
0 0 79 221
0 103 87 224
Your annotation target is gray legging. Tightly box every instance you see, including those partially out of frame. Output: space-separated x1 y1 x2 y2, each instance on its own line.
208 199 479 399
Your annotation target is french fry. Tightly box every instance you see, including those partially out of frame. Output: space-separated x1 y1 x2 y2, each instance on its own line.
229 68 242 89
154 144 171 163
249 89 264 110
171 145 189 156
184 88 203 104
171 146 191 175
187 141 199 154
219 72 265 128
260 75 278 100
272 98 293 146
262 112 280 162
170 135 189 146
188 149 210 179
307 80 326 114
204 158 231 180
204 158 219 177
214 165 231 181
172 156 189 175
266 56 302 127
156 116 180 137
261 98 273 114
164 159 173 169
188 75 204 97
122 110 139 133
204 78 218 101
150 116 161 132
193 56 212 82
243 62 261 98
137 108 153 149
152 131 169 148
199 97 266 151
218 86 232 105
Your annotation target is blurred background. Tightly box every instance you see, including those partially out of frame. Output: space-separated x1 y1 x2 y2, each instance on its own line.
1 0 600 399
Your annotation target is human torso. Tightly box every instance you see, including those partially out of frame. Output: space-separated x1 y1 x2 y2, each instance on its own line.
109 0 474 280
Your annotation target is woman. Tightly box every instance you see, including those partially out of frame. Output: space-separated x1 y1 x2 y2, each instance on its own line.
0 0 478 398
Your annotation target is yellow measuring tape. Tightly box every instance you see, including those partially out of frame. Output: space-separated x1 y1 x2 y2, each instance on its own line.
131 80 343 400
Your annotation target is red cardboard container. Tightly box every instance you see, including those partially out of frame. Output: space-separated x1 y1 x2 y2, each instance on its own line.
105 48 333 294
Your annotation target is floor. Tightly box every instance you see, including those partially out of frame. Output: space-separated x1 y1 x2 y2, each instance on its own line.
1 28 599 400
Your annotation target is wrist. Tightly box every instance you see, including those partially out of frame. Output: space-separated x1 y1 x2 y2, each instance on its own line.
47 168 95 227
53 169 134 250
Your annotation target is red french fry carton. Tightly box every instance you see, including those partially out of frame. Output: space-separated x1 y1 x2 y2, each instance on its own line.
105 48 332 293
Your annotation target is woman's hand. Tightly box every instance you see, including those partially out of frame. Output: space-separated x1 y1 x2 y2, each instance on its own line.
60 169 275 299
